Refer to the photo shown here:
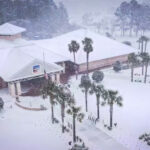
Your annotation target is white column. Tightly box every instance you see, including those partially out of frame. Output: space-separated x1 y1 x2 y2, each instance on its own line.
56 73 60 83
51 74 55 82
16 81 22 96
62 62 65 73
8 83 16 97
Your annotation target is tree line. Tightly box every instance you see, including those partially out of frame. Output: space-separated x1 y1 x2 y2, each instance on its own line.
0 0 72 39
115 0 150 36
128 36 150 83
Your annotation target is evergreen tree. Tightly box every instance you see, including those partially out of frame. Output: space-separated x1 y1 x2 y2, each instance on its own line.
115 1 129 36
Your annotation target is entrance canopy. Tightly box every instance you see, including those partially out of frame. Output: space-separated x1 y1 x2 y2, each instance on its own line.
0 44 65 82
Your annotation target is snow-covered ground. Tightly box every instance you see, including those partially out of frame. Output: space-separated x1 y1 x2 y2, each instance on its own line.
0 67 150 150
69 67 150 150
0 89 71 150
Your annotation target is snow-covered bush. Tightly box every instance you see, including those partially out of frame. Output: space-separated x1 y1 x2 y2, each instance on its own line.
92 71 104 83
122 41 132 46
139 133 150 146
0 97 4 109
40 105 47 110
113 61 122 72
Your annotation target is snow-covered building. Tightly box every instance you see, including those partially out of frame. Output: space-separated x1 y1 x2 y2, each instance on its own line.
0 23 136 97
33 29 136 73
0 23 26 40
0 23 69 97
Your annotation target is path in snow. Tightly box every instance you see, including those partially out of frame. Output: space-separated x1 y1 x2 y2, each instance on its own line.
78 120 128 150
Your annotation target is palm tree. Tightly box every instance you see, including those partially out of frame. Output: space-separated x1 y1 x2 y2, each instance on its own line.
79 75 91 112
144 36 149 52
57 84 74 133
67 103 84 143
137 39 141 50
68 40 80 79
89 83 105 120
42 80 58 124
139 36 149 53
143 53 150 83
140 52 149 76
128 53 139 82
82 37 93 75
102 90 123 128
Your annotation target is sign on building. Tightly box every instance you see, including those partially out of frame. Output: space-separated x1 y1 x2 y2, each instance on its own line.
33 65 40 74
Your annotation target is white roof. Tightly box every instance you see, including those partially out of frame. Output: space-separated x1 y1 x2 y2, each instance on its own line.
0 23 26 35
0 38 29 49
0 43 65 82
33 29 136 64
19 43 70 63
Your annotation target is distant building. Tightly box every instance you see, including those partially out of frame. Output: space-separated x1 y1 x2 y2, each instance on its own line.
33 29 136 73
0 23 26 40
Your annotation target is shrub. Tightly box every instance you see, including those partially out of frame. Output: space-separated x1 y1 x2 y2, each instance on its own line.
122 41 132 46
92 70 104 83
0 97 4 109
113 61 121 72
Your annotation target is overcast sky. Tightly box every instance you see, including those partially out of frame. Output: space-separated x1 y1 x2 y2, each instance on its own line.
55 0 147 23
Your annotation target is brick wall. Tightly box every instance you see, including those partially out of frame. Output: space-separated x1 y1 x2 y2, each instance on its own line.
0 77 7 89
79 54 129 73
0 34 22 40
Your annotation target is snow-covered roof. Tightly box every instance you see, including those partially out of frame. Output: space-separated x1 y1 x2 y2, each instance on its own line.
0 43 66 82
32 29 137 64
0 38 29 49
0 23 26 35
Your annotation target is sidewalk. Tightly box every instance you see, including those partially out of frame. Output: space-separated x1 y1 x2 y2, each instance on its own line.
78 120 128 150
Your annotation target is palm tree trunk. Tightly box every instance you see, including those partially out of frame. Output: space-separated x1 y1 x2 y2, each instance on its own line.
96 95 100 120
145 41 147 52
131 65 134 82
50 96 54 124
144 63 148 83
85 89 88 112
110 104 113 128
142 63 144 75
61 102 65 133
73 53 78 80
86 53 89 75
138 41 140 50
141 41 144 53
73 114 76 143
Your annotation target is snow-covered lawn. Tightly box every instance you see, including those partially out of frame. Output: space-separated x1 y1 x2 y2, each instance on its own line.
0 89 70 150
69 67 150 150
0 67 150 150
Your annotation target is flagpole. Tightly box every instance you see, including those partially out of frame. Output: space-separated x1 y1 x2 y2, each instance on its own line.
43 51 48 80
43 51 46 72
